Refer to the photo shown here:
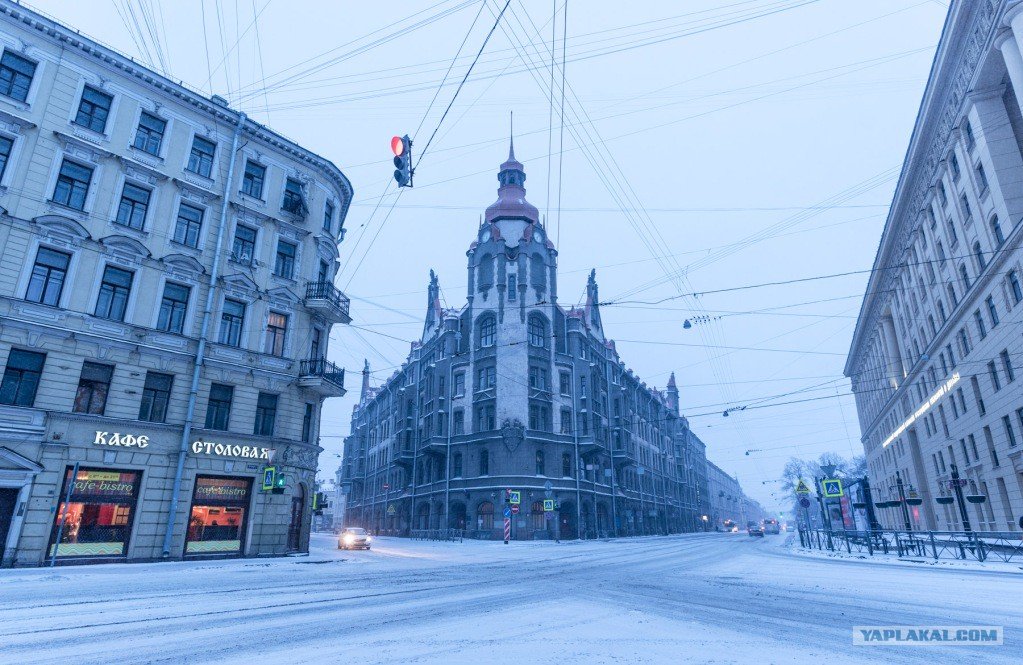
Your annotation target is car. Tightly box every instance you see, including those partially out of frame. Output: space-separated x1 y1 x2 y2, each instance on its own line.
747 522 764 537
338 527 372 550
762 518 780 535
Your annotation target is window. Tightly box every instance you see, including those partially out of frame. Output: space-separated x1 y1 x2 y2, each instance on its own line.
282 178 306 215
950 152 960 179
73 361 113 414
94 265 133 321
507 274 517 301
231 224 256 264
115 182 151 230
453 409 464 435
173 203 204 248
475 403 495 431
965 121 976 149
74 86 113 133
984 426 999 467
52 159 92 210
528 314 547 347
948 282 960 307
958 328 971 357
254 392 278 436
205 383 233 430
0 134 13 180
974 309 986 339
971 375 986 415
301 403 314 442
960 264 971 290
476 365 495 390
528 365 548 391
25 247 70 306
274 240 296 279
0 51 36 102
1000 349 1014 383
218 299 245 346
988 361 1001 392
323 200 334 233
946 219 958 245
938 181 948 206
986 296 999 327
1003 415 1017 448
535 449 545 475
529 403 550 430
562 453 572 477
138 372 172 422
976 163 988 192
241 160 265 199
973 242 986 272
479 449 489 475
960 193 972 221
0 349 45 406
132 112 166 156
186 136 216 178
477 315 495 347
157 282 190 334
453 452 463 477
559 371 571 395
1009 270 1022 304
454 372 465 396
937 240 946 262
264 312 288 356
560 407 572 434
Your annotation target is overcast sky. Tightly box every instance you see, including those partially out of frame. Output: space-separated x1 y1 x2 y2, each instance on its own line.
29 0 949 512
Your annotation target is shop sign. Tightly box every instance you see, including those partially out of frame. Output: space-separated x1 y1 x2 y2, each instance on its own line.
69 469 139 500
94 431 149 448
191 440 273 461
194 477 251 502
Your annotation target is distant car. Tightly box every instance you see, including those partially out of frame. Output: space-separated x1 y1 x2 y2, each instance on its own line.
338 527 372 550
747 522 764 537
763 519 780 535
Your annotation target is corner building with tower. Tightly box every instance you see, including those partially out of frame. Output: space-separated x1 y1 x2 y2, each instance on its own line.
341 141 708 539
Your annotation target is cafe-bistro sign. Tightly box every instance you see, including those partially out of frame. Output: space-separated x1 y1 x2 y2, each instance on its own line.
93 431 273 461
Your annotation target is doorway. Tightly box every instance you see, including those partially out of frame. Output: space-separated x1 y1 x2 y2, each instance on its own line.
287 484 306 552
0 488 18 560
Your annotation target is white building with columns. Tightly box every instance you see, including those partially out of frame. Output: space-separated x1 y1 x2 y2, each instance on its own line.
846 0 1023 533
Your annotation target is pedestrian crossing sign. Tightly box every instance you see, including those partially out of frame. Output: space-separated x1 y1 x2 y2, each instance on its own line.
543 499 555 512
509 490 521 505
822 478 843 498
794 479 811 495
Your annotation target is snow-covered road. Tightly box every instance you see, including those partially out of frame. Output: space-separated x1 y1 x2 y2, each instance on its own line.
1 532 1019 664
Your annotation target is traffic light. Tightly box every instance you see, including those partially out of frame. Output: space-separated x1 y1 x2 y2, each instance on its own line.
391 134 413 187
272 473 286 494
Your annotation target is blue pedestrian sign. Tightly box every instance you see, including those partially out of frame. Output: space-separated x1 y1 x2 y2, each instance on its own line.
822 478 844 498
503 506 511 518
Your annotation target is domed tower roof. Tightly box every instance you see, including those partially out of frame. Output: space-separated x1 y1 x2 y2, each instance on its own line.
485 129 539 224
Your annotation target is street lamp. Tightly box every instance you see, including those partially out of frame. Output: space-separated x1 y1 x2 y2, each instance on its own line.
889 470 912 531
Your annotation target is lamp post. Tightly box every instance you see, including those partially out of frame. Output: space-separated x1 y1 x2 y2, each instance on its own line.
892 470 912 530
947 463 972 533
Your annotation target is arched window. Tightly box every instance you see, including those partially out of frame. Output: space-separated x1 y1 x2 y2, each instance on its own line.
973 241 986 271
946 282 958 308
562 453 572 478
479 448 489 476
477 315 495 348
528 313 547 347
453 452 463 477
477 501 494 530
959 263 971 290
477 254 494 291
990 215 1005 247
530 252 546 289
535 449 545 476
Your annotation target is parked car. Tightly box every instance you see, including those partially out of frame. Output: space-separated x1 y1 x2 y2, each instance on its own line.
338 527 372 550
747 522 764 537
762 518 780 535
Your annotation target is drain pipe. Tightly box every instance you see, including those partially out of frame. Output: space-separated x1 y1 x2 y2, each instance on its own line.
162 111 247 557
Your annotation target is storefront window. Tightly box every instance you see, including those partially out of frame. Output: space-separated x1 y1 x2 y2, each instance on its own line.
186 476 252 555
49 467 140 558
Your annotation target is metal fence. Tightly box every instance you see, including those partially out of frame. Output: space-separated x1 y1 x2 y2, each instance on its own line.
798 528 1023 563
409 528 464 542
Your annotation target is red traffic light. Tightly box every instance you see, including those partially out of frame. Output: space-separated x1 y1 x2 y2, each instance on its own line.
391 135 404 157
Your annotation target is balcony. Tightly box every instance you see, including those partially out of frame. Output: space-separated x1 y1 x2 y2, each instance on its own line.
613 443 638 468
305 281 352 324
298 358 346 397
394 446 415 468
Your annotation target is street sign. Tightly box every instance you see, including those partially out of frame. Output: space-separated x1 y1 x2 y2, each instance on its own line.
794 479 812 495
387 504 396 515
799 497 811 508
544 480 553 499
503 506 511 518
261 466 276 491
511 504 520 515
509 490 521 505
822 478 844 498
543 499 555 512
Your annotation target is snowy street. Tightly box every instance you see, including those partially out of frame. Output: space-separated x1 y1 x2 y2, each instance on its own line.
1 532 1020 664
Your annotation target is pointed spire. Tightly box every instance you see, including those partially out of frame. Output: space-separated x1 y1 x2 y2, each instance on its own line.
360 360 371 401
667 372 677 389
